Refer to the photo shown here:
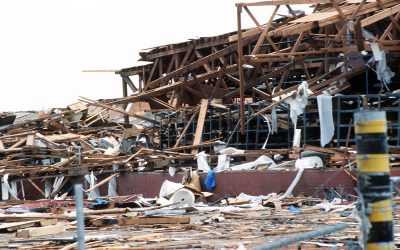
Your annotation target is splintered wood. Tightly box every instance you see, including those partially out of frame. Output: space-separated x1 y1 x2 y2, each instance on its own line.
0 195 390 249
0 0 399 248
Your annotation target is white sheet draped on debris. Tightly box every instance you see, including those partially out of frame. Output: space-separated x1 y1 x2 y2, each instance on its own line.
230 155 276 171
236 193 277 203
218 147 244 155
168 166 177 177
195 152 211 172
215 154 230 173
108 175 118 197
295 156 324 169
159 180 184 198
1 174 19 200
293 129 302 148
84 171 100 199
285 81 312 147
317 91 335 147
271 106 278 134
363 28 395 89
272 156 323 201
261 114 272 149
273 168 305 201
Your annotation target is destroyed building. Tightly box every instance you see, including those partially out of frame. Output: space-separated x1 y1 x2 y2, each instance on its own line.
0 0 399 249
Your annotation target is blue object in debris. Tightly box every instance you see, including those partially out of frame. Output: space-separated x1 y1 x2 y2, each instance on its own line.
288 205 301 213
204 170 217 191
89 198 109 209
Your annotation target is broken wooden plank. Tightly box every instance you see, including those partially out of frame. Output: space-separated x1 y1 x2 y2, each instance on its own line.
191 99 209 154
16 224 66 238
118 216 190 226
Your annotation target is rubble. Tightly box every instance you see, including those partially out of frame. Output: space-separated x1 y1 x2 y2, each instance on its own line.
1 0 400 248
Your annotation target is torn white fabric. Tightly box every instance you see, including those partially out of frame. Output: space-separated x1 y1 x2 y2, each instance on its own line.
215 154 230 173
295 156 324 169
236 192 277 203
53 176 64 194
1 174 19 200
370 43 382 61
286 81 311 148
219 147 244 155
20 180 25 200
369 43 395 88
159 180 184 198
107 176 118 197
376 51 395 86
285 81 311 130
261 114 272 149
195 152 211 172
168 166 176 177
10 181 18 200
288 156 322 208
271 107 278 134
268 160 296 170
1 177 8 200
274 168 305 201
213 141 226 152
317 92 335 147
293 129 301 147
84 171 100 200
45 179 52 198
230 155 276 171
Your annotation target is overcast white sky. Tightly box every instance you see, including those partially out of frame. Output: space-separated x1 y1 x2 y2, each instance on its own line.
0 0 309 111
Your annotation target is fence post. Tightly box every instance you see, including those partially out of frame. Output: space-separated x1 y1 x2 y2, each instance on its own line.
354 111 394 249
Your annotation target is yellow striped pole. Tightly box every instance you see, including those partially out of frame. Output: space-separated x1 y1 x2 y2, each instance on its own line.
355 111 394 249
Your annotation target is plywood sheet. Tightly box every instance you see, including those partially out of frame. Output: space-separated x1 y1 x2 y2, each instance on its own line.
347 0 375 3
290 11 338 23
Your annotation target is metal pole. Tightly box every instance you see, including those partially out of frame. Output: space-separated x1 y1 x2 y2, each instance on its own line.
122 78 129 124
236 4 246 135
252 223 347 250
74 184 85 250
354 111 394 249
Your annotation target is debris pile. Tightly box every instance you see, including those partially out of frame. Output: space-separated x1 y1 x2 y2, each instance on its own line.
0 183 374 249
0 0 400 248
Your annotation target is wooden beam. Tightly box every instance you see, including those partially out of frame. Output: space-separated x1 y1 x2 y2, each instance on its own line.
257 61 295 83
194 50 213 73
179 44 194 68
85 173 119 193
27 179 45 198
79 96 159 125
211 59 228 100
191 99 209 154
173 108 200 148
251 5 280 55
17 224 65 238
170 140 221 152
144 40 251 90
146 58 159 85
380 12 400 40
243 6 262 28
118 216 190 226
123 76 138 92
361 3 400 28
150 97 175 110
166 54 177 74
330 0 348 21
110 65 237 105
237 0 331 6
185 86 205 99
252 87 271 99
